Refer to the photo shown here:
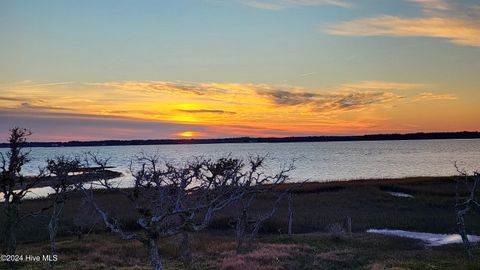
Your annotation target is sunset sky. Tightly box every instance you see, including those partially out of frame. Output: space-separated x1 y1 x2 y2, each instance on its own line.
1 0 479 141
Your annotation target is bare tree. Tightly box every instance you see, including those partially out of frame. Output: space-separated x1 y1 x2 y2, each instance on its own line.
231 156 294 254
455 165 480 259
44 156 81 270
287 192 294 236
79 154 251 270
0 128 44 258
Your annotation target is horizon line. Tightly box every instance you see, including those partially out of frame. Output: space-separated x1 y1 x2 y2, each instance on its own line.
1 130 480 147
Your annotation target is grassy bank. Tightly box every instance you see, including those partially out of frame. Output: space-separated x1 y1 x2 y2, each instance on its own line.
11 232 480 269
2 176 480 269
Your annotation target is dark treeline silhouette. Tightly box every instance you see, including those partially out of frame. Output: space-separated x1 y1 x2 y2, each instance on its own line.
1 131 480 148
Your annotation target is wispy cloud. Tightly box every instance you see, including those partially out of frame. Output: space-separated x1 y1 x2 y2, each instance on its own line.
325 0 480 46
342 80 427 91
258 89 402 112
238 0 350 10
23 81 76 88
0 81 75 88
19 102 72 111
99 80 402 113
407 0 450 11
0 97 23 102
177 109 237 114
326 16 480 46
299 72 316 77
412 92 457 101
95 81 215 96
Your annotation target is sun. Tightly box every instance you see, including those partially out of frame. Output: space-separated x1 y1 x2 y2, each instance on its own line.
176 131 202 138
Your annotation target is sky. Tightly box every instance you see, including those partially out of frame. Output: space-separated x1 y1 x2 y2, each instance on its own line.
1 0 479 141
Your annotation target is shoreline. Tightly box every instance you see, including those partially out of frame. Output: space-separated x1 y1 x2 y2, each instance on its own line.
17 175 461 202
267 175 458 191
1 131 479 148
12 170 122 190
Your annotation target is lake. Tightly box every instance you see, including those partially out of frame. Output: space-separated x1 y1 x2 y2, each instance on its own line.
7 139 480 182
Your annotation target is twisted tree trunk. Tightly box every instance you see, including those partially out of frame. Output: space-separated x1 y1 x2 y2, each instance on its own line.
146 237 163 270
288 193 293 236
180 232 192 265
48 201 64 270
2 203 20 270
456 206 473 259
235 209 248 254
2 203 19 256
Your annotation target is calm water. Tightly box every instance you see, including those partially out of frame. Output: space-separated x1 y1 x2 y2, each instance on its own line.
3 139 480 199
6 139 480 181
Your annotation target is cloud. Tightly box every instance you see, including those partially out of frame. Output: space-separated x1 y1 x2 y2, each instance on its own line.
177 109 236 114
0 108 210 141
326 16 480 46
238 0 350 10
20 81 76 88
0 97 23 102
0 108 303 141
104 109 164 116
299 72 316 77
258 89 402 112
325 1 480 46
413 92 457 101
258 89 317 105
342 80 427 91
19 102 72 111
96 81 216 96
96 80 402 113
0 81 75 88
407 0 450 11
1 80 424 140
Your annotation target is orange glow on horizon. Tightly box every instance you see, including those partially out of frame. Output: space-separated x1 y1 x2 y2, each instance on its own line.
176 131 203 138
1 80 476 140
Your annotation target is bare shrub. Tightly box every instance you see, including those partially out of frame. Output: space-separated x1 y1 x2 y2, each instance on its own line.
79 154 277 270
77 153 297 270
44 156 81 269
0 128 45 259
231 156 296 254
455 165 480 258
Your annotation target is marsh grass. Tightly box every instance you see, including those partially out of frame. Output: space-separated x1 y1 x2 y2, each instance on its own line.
7 232 480 269
2 176 480 269
7 176 480 239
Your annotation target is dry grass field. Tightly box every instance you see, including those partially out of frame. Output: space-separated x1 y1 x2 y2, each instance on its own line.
3 176 480 269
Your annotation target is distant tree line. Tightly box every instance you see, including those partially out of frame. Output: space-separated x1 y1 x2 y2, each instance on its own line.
1 131 479 148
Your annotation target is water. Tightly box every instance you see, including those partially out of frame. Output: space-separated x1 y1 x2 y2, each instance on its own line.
4 139 480 181
367 229 480 246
